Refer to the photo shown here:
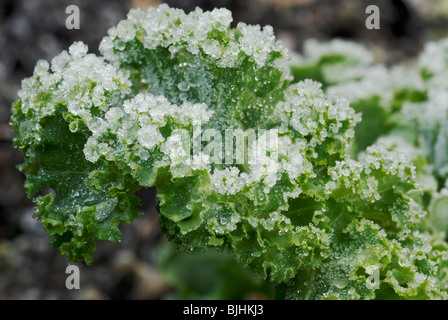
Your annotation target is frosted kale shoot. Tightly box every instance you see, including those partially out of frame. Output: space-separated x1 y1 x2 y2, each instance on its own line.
10 5 448 299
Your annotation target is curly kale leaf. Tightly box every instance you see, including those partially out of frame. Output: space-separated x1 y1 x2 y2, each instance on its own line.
11 5 448 299
11 47 142 263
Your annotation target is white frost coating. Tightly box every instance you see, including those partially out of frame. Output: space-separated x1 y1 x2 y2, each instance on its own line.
326 143 417 202
434 123 448 176
401 88 448 177
160 131 193 178
161 133 188 159
327 65 391 104
100 4 287 69
280 140 306 181
51 50 71 73
375 135 424 164
303 39 374 66
105 107 124 123
389 64 425 91
137 125 164 149
210 167 247 195
418 37 448 77
17 40 217 167
275 80 360 146
123 93 213 127
208 129 309 197
237 23 277 67
18 41 131 130
361 144 416 180
68 41 89 58
115 19 137 42
84 136 109 163
295 39 374 84
327 63 424 110
85 91 214 173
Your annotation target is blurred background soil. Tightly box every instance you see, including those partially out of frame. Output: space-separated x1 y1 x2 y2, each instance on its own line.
1 0 448 299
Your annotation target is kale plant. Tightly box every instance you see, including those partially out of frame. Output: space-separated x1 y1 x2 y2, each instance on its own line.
10 5 448 299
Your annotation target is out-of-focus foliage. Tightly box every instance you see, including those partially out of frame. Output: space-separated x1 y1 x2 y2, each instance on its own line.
157 240 274 299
